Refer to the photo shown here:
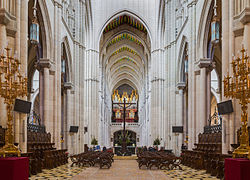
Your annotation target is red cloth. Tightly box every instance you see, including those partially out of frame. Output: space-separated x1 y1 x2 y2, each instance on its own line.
225 158 250 180
0 157 29 180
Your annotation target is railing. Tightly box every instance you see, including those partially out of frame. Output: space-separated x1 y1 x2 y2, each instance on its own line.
0 0 16 16
27 123 46 133
204 124 222 134
111 122 139 126
234 0 250 16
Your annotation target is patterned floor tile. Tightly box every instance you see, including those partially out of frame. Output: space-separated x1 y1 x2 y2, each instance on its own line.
163 165 219 180
29 163 85 180
30 160 220 179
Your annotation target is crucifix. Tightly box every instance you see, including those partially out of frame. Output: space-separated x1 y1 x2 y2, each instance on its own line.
113 98 136 154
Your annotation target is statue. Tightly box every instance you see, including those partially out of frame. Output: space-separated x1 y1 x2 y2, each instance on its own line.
129 110 135 118
116 110 121 118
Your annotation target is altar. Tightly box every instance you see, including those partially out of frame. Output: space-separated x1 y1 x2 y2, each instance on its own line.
225 158 250 180
0 157 29 180
114 146 136 155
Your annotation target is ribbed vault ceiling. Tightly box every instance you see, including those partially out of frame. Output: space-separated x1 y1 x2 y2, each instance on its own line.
100 14 150 94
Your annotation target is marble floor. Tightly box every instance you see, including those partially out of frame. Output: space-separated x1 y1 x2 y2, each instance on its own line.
30 160 219 180
163 165 219 179
29 163 85 180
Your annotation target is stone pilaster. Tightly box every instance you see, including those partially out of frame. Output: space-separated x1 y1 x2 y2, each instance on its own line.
83 49 99 146
221 0 231 154
18 0 28 153
37 59 54 137
64 82 74 154
150 48 165 147
176 82 186 155
197 58 213 129
53 1 62 149
0 7 15 130
187 0 197 150
239 8 250 53
0 10 8 129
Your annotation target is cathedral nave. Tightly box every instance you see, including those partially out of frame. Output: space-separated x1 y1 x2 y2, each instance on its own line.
0 0 249 179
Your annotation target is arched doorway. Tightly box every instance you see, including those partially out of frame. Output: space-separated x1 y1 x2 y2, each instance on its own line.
113 130 137 155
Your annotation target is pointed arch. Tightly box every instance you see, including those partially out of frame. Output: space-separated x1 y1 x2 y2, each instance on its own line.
197 0 213 58
177 36 188 83
98 9 152 47
37 0 53 59
62 36 73 83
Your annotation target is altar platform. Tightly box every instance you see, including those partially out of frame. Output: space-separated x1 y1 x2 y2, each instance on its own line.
0 157 29 180
225 158 250 180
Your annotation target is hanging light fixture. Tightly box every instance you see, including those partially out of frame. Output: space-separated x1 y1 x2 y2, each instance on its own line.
30 0 39 44
211 0 220 45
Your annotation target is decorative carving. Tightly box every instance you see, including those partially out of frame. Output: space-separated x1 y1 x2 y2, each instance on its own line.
204 124 222 134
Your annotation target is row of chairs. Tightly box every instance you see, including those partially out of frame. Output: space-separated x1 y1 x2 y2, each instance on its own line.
22 152 42 176
137 151 182 170
27 130 68 175
28 131 51 143
181 131 230 179
22 149 68 175
195 132 222 152
181 150 231 178
27 142 55 152
70 151 114 169
43 149 68 169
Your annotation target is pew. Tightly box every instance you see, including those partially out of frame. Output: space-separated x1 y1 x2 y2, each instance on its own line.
69 151 114 169
181 130 232 179
27 128 68 174
137 151 181 170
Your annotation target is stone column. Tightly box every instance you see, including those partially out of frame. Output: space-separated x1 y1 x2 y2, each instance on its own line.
83 49 99 146
150 48 165 146
0 8 9 128
207 72 211 121
39 70 44 124
201 68 207 125
197 58 213 130
177 82 186 155
221 0 230 154
18 0 28 152
239 8 250 50
38 59 52 134
187 0 197 150
177 82 186 145
13 0 20 147
64 82 73 154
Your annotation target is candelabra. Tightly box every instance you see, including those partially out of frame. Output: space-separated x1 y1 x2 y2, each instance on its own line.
223 47 250 159
0 47 27 157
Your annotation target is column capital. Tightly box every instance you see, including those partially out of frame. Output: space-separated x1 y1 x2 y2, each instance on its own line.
197 58 215 71
238 7 250 25
0 9 12 25
64 82 74 89
0 9 16 37
176 82 186 90
36 58 53 70
151 77 165 83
